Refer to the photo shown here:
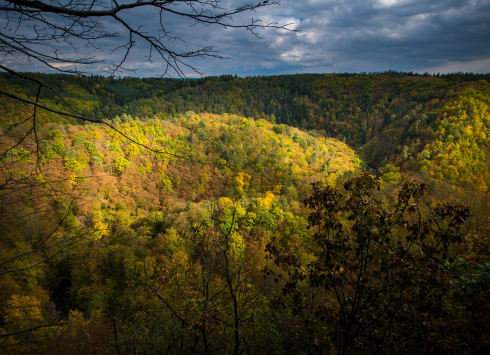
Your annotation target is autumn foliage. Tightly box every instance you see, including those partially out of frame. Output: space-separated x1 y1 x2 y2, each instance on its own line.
1 72 489 353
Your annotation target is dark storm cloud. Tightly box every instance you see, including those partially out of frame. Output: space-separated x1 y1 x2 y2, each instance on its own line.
261 0 490 74
180 0 490 75
1 0 489 76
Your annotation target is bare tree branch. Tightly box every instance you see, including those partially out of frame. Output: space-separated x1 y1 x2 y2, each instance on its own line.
0 322 67 338
0 0 293 76
0 87 202 162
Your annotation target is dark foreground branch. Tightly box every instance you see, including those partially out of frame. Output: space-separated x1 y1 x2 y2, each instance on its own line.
0 88 201 163
0 322 67 338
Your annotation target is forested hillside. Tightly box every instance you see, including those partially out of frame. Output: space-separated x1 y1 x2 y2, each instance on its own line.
3 71 489 184
1 72 490 354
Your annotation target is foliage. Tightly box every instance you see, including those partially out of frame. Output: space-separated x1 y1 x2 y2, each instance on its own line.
1 72 490 353
3 72 489 195
265 171 483 354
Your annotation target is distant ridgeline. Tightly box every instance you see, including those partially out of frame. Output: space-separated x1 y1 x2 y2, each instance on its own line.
1 71 489 193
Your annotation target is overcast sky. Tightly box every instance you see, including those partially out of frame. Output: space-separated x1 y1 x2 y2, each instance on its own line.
1 0 489 77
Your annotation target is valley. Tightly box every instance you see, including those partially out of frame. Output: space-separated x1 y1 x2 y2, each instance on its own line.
1 72 489 354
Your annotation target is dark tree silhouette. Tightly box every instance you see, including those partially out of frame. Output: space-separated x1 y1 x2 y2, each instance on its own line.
265 171 473 354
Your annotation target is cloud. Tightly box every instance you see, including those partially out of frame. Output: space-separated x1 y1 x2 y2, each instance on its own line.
280 49 312 62
1 0 489 76
48 63 77 69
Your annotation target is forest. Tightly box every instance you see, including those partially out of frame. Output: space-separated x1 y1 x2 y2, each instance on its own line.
1 72 489 354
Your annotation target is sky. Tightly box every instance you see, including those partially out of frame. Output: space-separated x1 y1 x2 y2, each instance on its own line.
1 0 489 77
